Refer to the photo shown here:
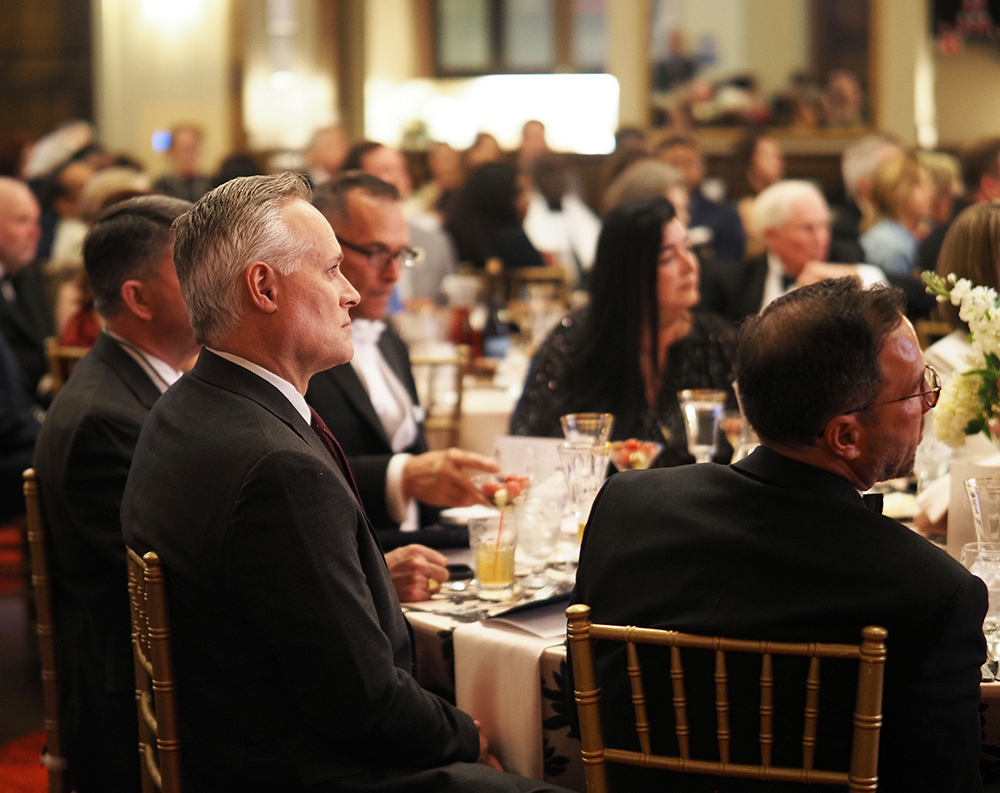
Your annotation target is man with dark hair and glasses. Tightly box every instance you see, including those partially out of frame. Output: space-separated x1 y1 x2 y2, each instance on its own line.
308 172 498 553
573 277 986 792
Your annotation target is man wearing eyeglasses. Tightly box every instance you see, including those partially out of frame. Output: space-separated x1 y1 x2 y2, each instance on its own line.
308 172 498 550
573 278 986 792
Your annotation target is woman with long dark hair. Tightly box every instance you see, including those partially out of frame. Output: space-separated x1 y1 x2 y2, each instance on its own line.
445 161 544 270
510 196 737 466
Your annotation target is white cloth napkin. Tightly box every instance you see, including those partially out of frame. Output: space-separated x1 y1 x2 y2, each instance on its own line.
454 621 564 778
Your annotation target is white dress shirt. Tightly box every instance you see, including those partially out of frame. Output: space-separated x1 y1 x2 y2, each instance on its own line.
759 253 887 313
350 319 420 531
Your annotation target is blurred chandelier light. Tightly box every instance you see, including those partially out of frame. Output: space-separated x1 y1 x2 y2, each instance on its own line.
140 0 204 30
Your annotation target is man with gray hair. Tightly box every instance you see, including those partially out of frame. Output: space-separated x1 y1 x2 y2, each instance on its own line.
121 172 567 792
699 179 884 323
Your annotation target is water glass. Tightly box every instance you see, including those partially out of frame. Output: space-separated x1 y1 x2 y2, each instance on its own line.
965 478 1000 543
557 441 611 543
560 413 615 444
514 495 561 588
678 389 727 463
468 514 518 601
961 541 1000 662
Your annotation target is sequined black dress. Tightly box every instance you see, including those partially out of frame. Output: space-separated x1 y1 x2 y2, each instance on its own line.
509 309 738 467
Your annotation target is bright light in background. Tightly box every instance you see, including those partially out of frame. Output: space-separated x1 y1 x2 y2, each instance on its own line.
366 74 619 154
140 0 204 32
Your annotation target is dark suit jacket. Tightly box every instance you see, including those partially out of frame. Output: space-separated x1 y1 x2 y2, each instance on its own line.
32 331 158 791
698 253 768 324
689 190 746 265
573 447 986 792
306 325 440 533
121 351 481 791
0 330 38 521
0 260 53 392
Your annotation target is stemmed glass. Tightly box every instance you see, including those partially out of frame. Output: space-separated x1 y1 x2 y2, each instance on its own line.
560 413 615 444
677 389 727 463
557 441 612 544
514 494 562 588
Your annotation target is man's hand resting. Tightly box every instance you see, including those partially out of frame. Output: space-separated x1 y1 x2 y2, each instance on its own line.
402 449 500 508
384 544 450 602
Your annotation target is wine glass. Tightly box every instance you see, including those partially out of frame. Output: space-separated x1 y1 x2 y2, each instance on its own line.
677 389 726 463
560 413 615 444
557 441 611 544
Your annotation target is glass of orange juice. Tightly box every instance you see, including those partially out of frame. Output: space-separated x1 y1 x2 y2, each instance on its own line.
469 513 518 601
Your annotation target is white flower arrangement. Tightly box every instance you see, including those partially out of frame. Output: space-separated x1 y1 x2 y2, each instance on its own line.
924 272 1000 447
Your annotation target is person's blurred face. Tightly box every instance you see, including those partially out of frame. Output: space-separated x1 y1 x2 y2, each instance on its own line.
276 199 360 374
750 138 785 190
329 193 409 321
659 144 705 193
309 127 348 176
903 167 934 225
763 193 831 277
657 218 700 314
169 129 201 176
361 146 413 200
0 179 41 272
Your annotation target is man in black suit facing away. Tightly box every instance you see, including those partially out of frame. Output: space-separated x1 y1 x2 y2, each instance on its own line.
33 195 199 792
575 278 987 792
121 172 568 792
308 172 497 541
0 176 54 400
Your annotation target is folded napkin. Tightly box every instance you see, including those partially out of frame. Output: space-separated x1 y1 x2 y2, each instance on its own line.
454 621 564 778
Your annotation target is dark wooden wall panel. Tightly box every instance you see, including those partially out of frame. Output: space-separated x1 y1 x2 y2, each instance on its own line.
0 0 93 140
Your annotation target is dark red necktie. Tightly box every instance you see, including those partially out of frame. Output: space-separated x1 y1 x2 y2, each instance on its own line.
309 407 362 503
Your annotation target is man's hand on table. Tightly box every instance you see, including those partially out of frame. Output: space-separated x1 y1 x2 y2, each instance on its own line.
402 449 500 508
475 719 504 771
385 544 451 602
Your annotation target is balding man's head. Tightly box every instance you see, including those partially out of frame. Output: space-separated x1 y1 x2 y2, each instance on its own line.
0 177 41 273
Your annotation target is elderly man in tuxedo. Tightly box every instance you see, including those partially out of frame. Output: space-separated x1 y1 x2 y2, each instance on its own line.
307 172 497 544
33 195 199 792
574 278 987 792
121 172 567 792
0 176 53 399
698 180 885 324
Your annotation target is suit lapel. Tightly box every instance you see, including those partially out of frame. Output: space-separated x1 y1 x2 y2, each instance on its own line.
325 362 394 448
741 255 769 318
90 333 163 410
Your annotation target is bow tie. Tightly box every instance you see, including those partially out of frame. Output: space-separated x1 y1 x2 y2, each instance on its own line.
780 273 796 291
350 319 386 347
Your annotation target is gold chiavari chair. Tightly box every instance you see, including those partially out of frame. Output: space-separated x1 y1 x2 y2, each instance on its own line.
126 547 182 793
22 468 73 793
566 604 886 793
410 344 470 450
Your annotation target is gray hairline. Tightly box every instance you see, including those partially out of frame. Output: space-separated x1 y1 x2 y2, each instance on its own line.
752 180 829 233
178 190 316 347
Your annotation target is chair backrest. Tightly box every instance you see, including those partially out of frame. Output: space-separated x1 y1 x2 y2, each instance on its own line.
126 547 182 793
410 344 470 450
46 337 90 395
22 469 73 793
566 604 886 793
